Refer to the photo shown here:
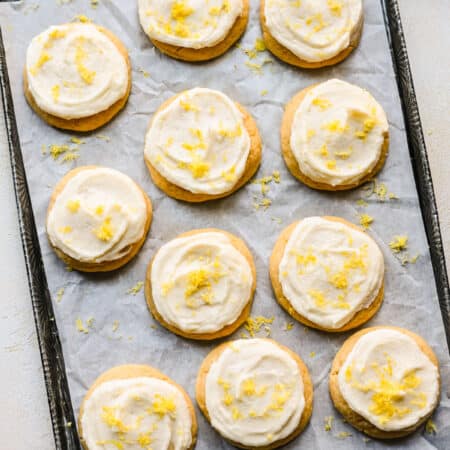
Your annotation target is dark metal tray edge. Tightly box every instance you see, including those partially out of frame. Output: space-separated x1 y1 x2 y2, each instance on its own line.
0 1 449 448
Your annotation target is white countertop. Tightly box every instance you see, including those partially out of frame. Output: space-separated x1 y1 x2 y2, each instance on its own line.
0 1 449 448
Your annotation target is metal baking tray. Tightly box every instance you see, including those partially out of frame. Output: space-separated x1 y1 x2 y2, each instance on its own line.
0 0 449 448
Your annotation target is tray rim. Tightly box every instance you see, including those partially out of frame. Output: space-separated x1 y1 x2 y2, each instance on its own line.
0 0 449 448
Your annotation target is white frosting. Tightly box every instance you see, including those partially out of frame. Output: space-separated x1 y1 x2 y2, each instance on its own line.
338 329 439 431
81 377 193 450
278 217 384 329
26 23 128 119
151 231 253 334
204 338 305 447
138 0 243 49
290 79 389 187
144 88 251 195
264 0 362 62
47 168 148 263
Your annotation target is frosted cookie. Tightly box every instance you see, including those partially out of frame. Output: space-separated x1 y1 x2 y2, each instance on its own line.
79 365 197 450
24 23 131 131
329 326 440 439
196 338 313 449
281 79 389 190
138 0 249 61
46 166 152 272
146 229 256 340
270 216 384 332
261 0 363 68
144 88 262 202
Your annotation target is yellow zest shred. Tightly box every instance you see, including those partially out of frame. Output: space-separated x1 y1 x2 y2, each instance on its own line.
327 0 343 16
101 406 129 432
96 134 111 142
178 154 210 178
127 281 144 295
75 37 96 84
324 415 334 431
138 68 150 77
58 226 73 234
55 287 65 303
49 143 79 163
94 217 114 242
359 214 374 230
29 52 52 75
75 318 89 334
312 97 332 110
253 197 272 211
337 431 352 439
322 119 348 133
74 15 92 23
362 178 396 202
326 160 336 170
51 84 60 102
137 432 152 448
244 315 274 337
70 137 85 145
425 418 438 434
151 394 176 417
389 235 408 253
284 321 294 331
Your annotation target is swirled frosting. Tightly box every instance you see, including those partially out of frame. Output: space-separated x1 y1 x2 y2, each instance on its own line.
144 88 251 195
47 167 148 263
26 23 129 119
151 231 253 334
81 377 193 450
204 338 305 447
338 329 439 431
289 79 388 186
278 217 384 329
138 0 243 49
264 0 362 62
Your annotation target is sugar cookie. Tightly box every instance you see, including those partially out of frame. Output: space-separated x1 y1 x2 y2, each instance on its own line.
144 88 261 202
261 0 363 68
270 216 384 332
146 228 255 340
79 365 197 450
24 23 131 131
138 0 249 61
281 79 389 190
46 166 152 272
196 338 313 449
329 326 440 438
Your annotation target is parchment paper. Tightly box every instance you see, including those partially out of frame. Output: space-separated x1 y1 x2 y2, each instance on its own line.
1 0 450 448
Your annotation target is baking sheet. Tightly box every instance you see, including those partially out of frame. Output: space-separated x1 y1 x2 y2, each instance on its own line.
1 0 450 448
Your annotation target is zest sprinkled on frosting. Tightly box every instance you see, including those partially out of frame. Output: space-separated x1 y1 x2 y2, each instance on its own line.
26 23 128 119
290 79 389 187
264 0 362 62
145 88 251 195
204 339 305 447
338 329 439 431
278 217 384 329
81 377 193 450
47 167 147 263
138 0 243 49
151 231 253 333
